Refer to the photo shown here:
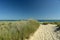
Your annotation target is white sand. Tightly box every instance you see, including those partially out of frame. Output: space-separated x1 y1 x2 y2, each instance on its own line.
29 24 60 40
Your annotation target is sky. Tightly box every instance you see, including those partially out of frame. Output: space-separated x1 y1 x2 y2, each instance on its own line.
0 0 60 20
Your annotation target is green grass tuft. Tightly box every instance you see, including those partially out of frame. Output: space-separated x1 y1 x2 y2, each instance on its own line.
0 20 40 40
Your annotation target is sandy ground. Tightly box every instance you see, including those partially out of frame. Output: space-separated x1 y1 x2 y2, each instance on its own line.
29 24 60 40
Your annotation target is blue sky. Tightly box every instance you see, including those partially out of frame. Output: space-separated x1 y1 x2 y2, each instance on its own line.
0 0 60 20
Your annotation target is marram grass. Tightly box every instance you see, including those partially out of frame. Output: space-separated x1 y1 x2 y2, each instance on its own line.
0 20 40 40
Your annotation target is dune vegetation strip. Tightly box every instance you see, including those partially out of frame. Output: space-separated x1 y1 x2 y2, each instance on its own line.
29 24 60 40
0 20 40 40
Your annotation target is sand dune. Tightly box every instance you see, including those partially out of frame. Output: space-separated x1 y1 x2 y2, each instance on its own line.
29 24 60 40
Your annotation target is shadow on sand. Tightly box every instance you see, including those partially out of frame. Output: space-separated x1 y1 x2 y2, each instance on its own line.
54 27 60 32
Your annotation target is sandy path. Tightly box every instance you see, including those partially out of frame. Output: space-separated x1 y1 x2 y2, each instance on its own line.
29 24 60 40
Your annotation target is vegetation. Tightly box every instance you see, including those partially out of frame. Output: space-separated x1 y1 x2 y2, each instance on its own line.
41 22 60 25
56 22 60 27
42 22 48 25
47 22 60 27
0 20 40 40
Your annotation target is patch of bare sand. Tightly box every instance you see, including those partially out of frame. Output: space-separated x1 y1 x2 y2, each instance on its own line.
29 24 60 40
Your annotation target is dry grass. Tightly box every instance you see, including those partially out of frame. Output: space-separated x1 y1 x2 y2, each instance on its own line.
0 20 40 40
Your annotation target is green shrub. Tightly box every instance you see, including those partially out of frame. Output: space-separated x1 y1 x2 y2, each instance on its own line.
42 22 48 25
56 24 60 27
49 22 54 24
49 22 60 25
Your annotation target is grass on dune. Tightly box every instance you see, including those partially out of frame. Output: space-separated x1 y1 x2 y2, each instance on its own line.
42 22 60 27
0 20 40 40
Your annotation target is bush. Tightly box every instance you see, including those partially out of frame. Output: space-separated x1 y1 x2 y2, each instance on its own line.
42 22 48 25
49 22 60 25
55 22 60 27
56 24 60 27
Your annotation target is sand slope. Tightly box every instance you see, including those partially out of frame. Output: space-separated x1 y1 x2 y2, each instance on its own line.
29 24 60 40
